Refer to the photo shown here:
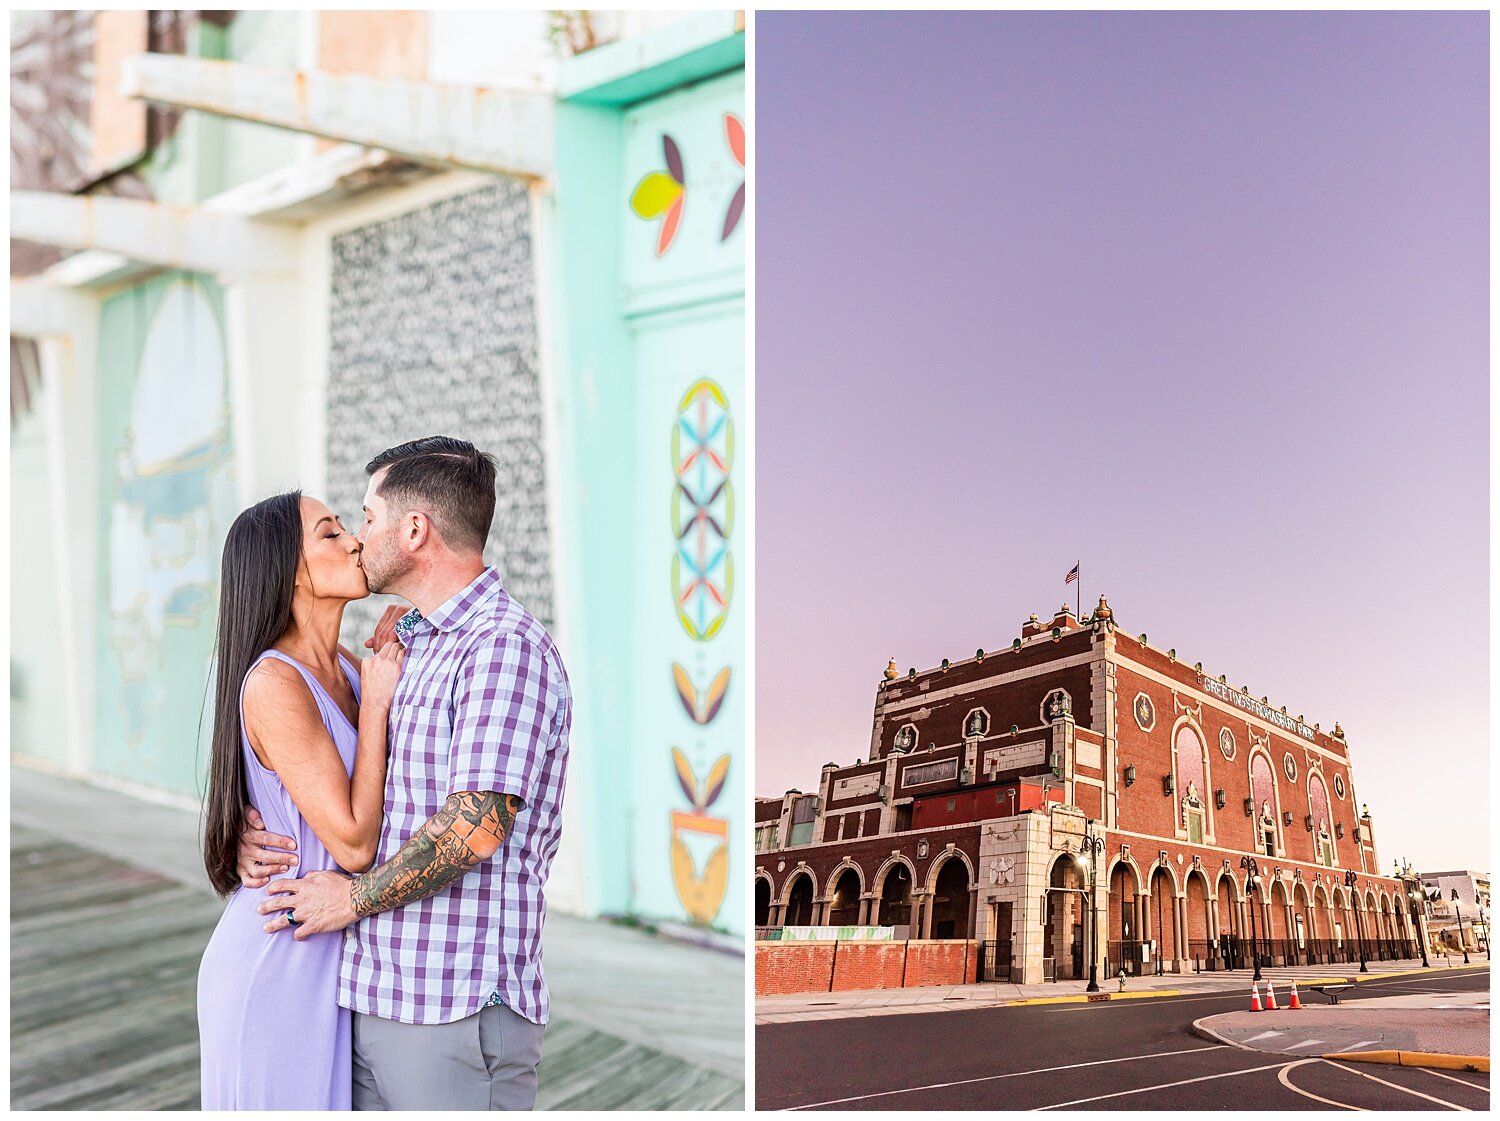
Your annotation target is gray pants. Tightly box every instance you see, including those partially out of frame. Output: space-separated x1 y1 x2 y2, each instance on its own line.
352 1004 545 1110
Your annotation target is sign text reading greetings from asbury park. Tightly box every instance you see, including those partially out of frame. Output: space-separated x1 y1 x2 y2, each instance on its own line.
1198 675 1317 742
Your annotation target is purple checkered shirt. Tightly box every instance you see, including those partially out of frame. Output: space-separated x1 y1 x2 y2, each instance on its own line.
338 567 570 1026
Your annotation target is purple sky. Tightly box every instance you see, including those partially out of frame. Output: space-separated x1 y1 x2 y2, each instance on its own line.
755 12 1488 874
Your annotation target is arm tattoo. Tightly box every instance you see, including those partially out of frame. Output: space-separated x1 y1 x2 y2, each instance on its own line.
350 791 522 919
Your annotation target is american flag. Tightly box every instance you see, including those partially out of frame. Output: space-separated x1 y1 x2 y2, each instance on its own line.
1065 563 1079 585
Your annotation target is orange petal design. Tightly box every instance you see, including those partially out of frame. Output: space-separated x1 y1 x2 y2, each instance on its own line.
657 195 684 256
725 114 745 167
702 753 731 808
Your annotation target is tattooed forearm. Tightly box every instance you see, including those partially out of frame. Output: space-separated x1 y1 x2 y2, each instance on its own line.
350 791 522 919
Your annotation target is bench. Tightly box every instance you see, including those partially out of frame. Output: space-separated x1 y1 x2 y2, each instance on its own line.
1305 983 1353 1005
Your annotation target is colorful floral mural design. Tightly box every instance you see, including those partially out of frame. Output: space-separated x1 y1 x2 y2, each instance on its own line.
722 113 745 241
669 747 730 925
669 377 735 926
671 377 734 641
629 134 686 256
672 663 731 725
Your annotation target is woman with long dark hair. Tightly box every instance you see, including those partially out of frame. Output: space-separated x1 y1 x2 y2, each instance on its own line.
196 491 403 1109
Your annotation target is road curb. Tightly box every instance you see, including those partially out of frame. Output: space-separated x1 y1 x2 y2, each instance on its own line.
1190 1014 1252 1050
1324 1050 1489 1073
1349 964 1489 983
1006 989 1183 1007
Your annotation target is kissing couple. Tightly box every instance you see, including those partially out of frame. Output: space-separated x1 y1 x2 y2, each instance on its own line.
196 435 571 1110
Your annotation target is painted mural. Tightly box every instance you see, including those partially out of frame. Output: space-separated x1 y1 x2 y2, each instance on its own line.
668 377 735 926
670 746 731 925
325 181 554 646
630 134 687 256
95 275 236 796
721 114 745 241
614 65 744 934
671 377 734 641
629 113 746 255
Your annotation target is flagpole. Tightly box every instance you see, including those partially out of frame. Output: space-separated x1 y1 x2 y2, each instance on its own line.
1076 561 1081 620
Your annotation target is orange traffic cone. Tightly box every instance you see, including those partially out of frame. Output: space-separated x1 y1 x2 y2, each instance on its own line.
1264 980 1278 1010
1287 981 1302 1010
1249 981 1263 1012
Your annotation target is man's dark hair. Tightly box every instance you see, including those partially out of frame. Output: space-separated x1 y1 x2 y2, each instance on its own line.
366 436 497 554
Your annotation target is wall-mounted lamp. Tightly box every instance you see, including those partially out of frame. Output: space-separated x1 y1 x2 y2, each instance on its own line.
1163 774 1175 796
1124 764 1137 786
1282 811 1293 827
1304 814 1314 832
1215 788 1227 810
1335 822 1345 839
1243 797 1254 817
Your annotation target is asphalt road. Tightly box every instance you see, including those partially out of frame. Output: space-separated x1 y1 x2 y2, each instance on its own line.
755 967 1490 1110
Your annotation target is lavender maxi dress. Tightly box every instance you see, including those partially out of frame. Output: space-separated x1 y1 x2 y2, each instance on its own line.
198 650 363 1110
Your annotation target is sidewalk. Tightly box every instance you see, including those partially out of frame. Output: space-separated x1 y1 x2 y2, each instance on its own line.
11 765 744 1110
1194 989 1490 1064
756 956 1485 1024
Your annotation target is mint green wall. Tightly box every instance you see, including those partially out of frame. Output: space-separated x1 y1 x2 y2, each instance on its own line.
10 387 66 767
552 33 745 935
93 274 236 798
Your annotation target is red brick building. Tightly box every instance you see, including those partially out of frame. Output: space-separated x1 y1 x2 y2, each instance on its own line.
755 598 1423 984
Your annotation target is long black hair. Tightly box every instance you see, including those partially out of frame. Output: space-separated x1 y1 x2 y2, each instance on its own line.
204 491 303 896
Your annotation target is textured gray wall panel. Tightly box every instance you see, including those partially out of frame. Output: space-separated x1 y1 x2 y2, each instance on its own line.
325 181 553 643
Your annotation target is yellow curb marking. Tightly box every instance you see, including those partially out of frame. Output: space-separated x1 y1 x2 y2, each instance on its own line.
1007 989 1183 1007
1351 965 1489 983
1323 1050 1489 1074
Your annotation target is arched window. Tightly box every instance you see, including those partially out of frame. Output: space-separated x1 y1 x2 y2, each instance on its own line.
1174 724 1208 843
1308 773 1334 866
1249 753 1278 857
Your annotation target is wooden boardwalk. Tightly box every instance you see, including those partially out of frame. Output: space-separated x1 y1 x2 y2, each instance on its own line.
11 825 742 1110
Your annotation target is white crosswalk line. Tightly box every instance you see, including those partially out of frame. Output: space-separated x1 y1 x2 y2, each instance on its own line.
1282 1039 1326 1051
1242 1030 1285 1043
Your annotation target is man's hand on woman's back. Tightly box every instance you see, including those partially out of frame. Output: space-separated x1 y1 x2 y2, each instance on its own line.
236 804 299 888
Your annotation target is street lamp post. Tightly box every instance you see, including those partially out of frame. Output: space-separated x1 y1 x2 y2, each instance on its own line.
1400 861 1429 968
1479 906 1490 960
1240 856 1262 982
1451 890 1470 964
1345 870 1368 973
1080 826 1105 993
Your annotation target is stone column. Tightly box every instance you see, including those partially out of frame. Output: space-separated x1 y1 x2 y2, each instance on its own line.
914 890 930 939
858 893 874 926
1176 895 1189 972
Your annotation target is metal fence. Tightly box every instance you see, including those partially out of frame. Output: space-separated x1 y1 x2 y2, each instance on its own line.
978 940 1014 982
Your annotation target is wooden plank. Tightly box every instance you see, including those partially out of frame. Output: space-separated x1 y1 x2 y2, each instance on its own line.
11 826 744 1110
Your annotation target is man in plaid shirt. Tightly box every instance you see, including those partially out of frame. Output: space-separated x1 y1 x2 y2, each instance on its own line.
239 437 570 1109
